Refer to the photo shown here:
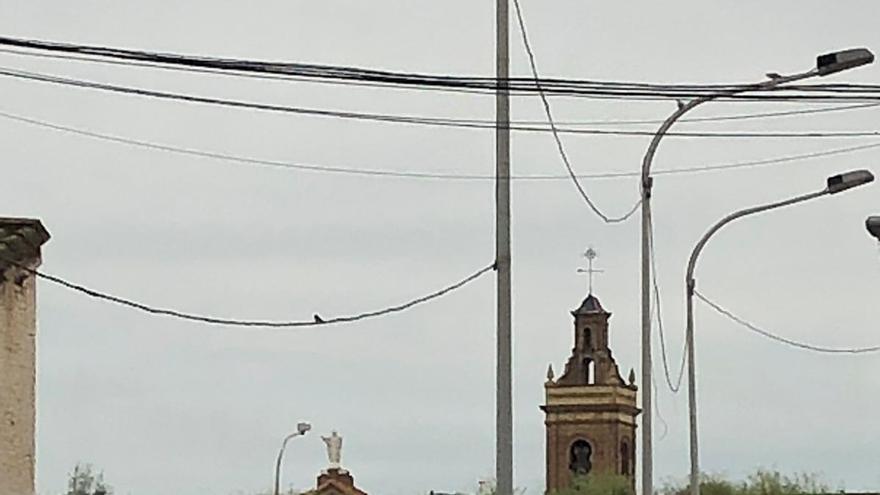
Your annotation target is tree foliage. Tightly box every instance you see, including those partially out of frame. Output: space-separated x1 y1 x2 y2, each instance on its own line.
660 469 828 495
553 474 635 495
64 463 112 495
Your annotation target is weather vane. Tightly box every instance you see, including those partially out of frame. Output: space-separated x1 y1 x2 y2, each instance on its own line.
576 246 603 295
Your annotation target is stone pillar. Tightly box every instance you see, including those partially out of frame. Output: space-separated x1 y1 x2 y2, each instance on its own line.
0 218 50 495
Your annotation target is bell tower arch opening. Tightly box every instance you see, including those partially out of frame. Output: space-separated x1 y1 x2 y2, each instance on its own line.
569 439 593 477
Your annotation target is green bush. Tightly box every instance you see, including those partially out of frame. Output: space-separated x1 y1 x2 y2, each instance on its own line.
660 469 828 495
553 474 635 495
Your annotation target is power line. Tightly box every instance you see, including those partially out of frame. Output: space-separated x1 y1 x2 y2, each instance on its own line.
7 46 879 126
650 361 671 441
694 289 880 354
3 108 880 181
3 66 880 139
0 47 493 97
2 254 495 328
648 208 687 393
511 0 639 224
4 35 880 101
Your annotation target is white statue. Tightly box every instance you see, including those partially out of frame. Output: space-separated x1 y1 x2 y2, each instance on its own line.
321 431 343 469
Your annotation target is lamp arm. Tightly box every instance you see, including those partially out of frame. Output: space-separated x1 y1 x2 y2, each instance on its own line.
641 68 818 189
686 188 827 291
274 432 303 495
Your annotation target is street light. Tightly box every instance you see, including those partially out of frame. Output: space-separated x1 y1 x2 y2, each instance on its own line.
684 169 873 495
866 216 880 240
274 421 312 495
638 48 873 495
817 48 875 76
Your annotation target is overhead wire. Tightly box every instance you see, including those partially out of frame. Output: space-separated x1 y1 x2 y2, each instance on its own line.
650 361 671 441
3 108 880 181
2 66 880 139
511 0 640 223
1 254 495 328
6 45 880 126
647 219 676 440
694 289 880 354
0 46 493 97
648 208 688 393
5 35 880 101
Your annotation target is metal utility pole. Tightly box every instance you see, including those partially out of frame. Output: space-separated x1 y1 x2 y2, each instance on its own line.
639 48 872 495
495 0 513 494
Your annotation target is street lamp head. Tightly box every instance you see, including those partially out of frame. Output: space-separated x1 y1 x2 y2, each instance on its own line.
817 48 874 76
826 169 874 194
296 422 312 435
867 216 880 240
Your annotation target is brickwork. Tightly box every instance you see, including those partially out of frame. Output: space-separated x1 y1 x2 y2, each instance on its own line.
542 294 639 493
308 468 368 495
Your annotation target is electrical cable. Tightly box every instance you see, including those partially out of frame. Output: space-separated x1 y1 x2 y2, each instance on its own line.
5 42 880 125
648 209 688 393
8 45 880 126
0 46 494 97
1 254 495 328
647 229 674 441
3 66 880 139
3 108 880 181
4 35 880 101
694 289 880 354
512 0 640 223
650 361 671 441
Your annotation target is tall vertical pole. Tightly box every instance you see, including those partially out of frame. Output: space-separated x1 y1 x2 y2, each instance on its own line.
685 283 699 495
637 70 820 495
640 184 653 495
495 0 513 494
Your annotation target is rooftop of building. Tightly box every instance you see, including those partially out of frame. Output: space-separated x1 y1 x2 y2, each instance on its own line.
571 293 608 316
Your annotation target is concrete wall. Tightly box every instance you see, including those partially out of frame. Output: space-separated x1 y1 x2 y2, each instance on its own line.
0 265 37 495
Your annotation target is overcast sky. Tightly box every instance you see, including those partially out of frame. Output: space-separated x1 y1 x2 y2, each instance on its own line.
1 1 879 494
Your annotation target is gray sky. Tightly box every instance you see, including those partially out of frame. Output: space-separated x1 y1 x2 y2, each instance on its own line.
1 1 879 494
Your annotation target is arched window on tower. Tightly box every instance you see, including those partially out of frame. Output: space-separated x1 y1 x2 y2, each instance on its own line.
620 441 630 476
583 327 593 350
569 440 592 477
583 358 596 384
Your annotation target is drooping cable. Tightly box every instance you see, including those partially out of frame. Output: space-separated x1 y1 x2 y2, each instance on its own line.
648 209 688 393
4 44 880 126
1 254 495 328
511 0 640 223
694 289 880 354
4 35 880 101
650 361 671 441
3 108 880 181
3 66 880 138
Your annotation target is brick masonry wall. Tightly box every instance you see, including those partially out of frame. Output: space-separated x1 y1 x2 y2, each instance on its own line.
0 267 37 495
546 417 635 491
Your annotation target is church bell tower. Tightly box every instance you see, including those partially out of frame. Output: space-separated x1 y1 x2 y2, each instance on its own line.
541 289 640 492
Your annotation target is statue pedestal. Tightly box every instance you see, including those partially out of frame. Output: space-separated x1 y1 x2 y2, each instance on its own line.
308 468 367 495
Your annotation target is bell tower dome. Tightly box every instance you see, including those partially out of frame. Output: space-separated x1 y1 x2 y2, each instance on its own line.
541 292 640 491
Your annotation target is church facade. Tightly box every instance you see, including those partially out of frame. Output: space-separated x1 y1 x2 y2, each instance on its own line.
541 293 640 492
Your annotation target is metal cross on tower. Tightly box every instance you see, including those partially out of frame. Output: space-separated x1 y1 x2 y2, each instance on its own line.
577 247 603 295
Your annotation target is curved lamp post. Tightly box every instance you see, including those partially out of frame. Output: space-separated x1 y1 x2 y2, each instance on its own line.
274 422 312 495
684 169 874 495
639 48 874 495
867 216 880 240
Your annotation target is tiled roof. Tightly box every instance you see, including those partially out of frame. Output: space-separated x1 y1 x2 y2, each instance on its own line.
572 293 607 315
0 218 50 279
